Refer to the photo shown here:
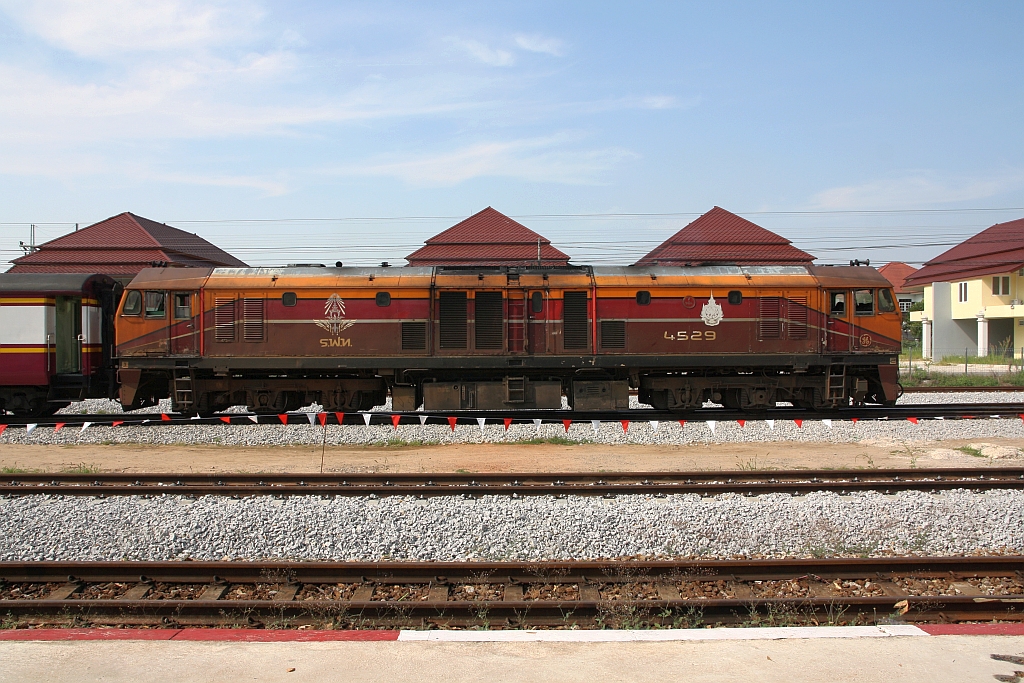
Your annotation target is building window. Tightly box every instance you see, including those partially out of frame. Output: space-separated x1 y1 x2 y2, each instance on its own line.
958 282 968 303
993 276 1010 296
898 299 911 313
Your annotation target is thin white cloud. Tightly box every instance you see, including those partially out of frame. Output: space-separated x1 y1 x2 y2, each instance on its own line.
810 171 1024 210
332 136 637 186
514 33 563 56
449 38 515 67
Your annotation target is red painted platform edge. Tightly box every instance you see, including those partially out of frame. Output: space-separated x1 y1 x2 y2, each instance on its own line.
0 629 400 642
917 624 1024 636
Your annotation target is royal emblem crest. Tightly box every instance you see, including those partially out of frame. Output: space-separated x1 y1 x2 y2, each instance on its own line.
700 292 724 327
315 294 355 336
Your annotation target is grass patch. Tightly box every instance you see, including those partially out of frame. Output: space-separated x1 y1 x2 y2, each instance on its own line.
955 445 985 458
899 368 1024 387
934 354 1017 366
378 439 440 447
515 436 588 445
59 463 101 474
0 465 35 474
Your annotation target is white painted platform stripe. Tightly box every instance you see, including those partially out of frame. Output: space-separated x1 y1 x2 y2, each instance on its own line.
397 625 929 642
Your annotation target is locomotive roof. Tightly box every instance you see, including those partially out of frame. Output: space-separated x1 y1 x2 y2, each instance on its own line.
0 272 117 294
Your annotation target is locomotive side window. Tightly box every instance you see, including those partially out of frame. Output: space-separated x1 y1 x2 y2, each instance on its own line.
376 292 391 307
727 291 742 305
122 290 142 316
877 289 896 313
173 293 191 319
636 291 651 305
531 291 543 313
281 292 297 307
830 292 846 316
144 291 166 318
854 289 874 315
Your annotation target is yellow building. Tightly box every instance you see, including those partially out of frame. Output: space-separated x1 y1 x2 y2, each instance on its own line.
906 217 1024 359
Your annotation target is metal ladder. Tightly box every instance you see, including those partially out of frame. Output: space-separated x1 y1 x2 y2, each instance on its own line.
172 367 194 411
505 377 526 404
825 364 847 404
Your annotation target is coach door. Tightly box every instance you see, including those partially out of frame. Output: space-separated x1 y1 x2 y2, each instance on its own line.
54 295 82 374
170 291 199 356
527 290 548 354
507 290 526 353
826 290 852 353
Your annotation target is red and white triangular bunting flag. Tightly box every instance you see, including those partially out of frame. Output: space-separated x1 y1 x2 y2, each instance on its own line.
765 419 775 430
503 418 512 431
678 420 686 428
591 420 600 433
112 421 123 428
562 419 572 432
1020 414 1024 423
79 421 92 434
53 423 65 433
317 413 328 427
794 419 803 428
907 417 919 425
707 420 716 435
191 415 201 420
307 412 317 425
0 424 7 436
851 417 859 424
220 416 231 424
419 415 428 427
736 420 745 428
393 414 402 430
25 423 37 435
361 412 372 426
161 414 171 422
447 416 457 431
476 417 486 433
278 414 288 425
248 415 259 423
620 420 630 433
822 419 832 429
533 418 542 434
650 420 659 432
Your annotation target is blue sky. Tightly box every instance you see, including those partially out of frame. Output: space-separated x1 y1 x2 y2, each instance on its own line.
1 0 1022 266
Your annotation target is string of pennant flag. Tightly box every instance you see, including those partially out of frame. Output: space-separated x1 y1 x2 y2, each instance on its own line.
0 413 1020 438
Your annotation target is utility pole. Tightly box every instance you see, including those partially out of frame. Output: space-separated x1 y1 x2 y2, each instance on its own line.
19 225 38 255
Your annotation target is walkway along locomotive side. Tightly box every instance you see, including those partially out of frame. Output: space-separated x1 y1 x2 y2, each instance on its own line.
113 263 902 415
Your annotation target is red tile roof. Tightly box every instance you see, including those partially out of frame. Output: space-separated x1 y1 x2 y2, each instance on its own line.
406 207 570 266
8 212 247 276
877 262 919 293
634 207 815 266
904 217 1024 287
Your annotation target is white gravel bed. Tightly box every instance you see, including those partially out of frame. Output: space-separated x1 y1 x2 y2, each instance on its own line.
1 490 1020 562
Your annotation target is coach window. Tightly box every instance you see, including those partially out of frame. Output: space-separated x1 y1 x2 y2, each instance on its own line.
830 292 846 316
531 291 543 313
173 293 192 319
877 289 896 313
281 292 297 307
144 291 166 318
376 292 391 307
122 290 142 316
854 289 874 315
727 291 742 305
636 291 651 305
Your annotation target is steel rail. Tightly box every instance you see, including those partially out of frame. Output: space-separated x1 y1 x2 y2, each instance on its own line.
1 558 1021 628
3 468 1024 498
901 386 1024 393
5 402 1024 427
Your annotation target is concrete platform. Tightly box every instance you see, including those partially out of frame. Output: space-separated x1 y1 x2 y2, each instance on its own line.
2 628 1023 682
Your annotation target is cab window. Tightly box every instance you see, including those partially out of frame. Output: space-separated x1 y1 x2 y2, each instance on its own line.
173 293 191 319
829 292 846 316
877 289 896 313
145 291 166 318
122 290 142 316
854 289 874 315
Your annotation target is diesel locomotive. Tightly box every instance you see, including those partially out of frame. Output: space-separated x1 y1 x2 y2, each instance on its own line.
111 263 902 415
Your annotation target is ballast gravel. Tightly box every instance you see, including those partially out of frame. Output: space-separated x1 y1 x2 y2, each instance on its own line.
1 490 1021 562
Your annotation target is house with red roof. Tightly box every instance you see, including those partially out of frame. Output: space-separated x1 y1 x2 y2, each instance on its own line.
904 217 1024 359
634 207 815 266
406 207 570 267
8 212 247 283
877 261 922 314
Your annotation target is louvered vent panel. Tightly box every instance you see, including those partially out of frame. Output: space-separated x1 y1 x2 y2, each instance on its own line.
563 291 589 350
474 291 504 350
601 320 626 349
242 298 264 342
402 322 427 350
788 296 808 339
439 291 467 349
214 298 235 342
759 297 781 339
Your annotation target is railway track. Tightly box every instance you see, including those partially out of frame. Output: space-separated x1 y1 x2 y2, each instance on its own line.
3 468 1024 498
901 386 1024 393
5 402 1024 427
1 557 1021 628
